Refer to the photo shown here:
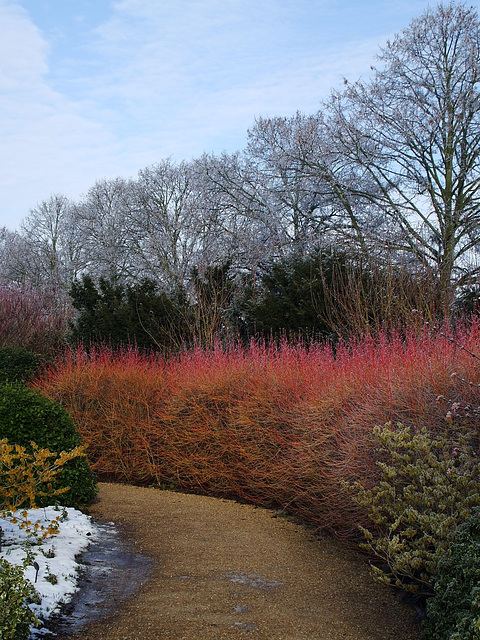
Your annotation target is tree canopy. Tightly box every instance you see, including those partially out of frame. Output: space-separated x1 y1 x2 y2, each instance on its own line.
2 2 479 338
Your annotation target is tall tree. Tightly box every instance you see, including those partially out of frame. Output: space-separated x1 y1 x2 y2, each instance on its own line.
199 149 303 274
74 178 137 281
20 194 84 296
0 228 30 286
246 113 335 251
327 1 480 310
129 159 209 288
246 113 389 258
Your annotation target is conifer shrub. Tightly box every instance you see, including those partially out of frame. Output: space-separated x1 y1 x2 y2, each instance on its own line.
422 508 480 640
0 347 47 384
237 250 335 340
237 248 440 341
347 424 480 596
0 384 97 508
0 558 40 640
68 275 193 351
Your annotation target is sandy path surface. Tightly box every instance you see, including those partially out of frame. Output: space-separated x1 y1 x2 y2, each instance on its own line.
60 483 419 640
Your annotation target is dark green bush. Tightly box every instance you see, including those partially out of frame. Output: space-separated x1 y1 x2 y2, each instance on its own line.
69 275 193 352
237 247 441 341
0 558 40 640
0 384 97 508
422 507 480 640
237 249 335 341
0 347 47 384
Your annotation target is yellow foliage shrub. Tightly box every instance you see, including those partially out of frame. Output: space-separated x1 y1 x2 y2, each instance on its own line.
346 424 480 596
0 438 86 539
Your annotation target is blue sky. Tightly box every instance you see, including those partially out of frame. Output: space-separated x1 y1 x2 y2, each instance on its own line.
1 0 477 230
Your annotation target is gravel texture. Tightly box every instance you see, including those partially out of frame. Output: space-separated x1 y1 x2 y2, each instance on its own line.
58 482 420 640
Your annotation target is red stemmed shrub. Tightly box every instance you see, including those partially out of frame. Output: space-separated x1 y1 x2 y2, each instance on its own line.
0 285 70 354
33 322 480 538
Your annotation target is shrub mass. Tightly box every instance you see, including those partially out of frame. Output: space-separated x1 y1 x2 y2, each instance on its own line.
347 424 480 595
0 384 97 508
35 322 480 534
422 508 480 640
0 558 40 640
0 285 69 355
0 347 47 384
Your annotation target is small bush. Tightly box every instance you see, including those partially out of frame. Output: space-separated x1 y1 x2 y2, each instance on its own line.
0 438 86 539
0 439 81 512
422 508 480 640
0 285 69 355
0 384 97 508
0 347 47 384
0 558 40 640
347 424 480 595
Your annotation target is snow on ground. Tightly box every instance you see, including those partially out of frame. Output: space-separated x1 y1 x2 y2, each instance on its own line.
0 506 100 636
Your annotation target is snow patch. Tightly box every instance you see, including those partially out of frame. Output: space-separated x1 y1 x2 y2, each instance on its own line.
0 506 100 636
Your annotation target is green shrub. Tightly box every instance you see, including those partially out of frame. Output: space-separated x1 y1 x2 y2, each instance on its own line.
0 558 40 640
347 423 480 595
0 347 47 384
0 384 97 508
422 508 480 640
236 247 438 341
68 275 193 351
237 249 337 341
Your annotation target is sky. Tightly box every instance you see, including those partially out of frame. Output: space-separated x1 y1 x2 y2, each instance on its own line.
1 0 479 231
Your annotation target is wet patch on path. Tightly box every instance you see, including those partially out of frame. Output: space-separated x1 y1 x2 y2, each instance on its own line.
223 570 283 591
44 520 154 637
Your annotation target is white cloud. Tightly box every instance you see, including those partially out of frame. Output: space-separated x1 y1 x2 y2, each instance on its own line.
0 1 139 229
0 1 48 89
2 0 470 230
80 0 380 157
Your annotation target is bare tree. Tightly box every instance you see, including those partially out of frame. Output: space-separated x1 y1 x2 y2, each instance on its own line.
74 178 138 282
129 159 213 288
196 151 287 272
245 112 393 258
246 113 335 251
326 1 480 310
20 194 84 296
0 227 30 286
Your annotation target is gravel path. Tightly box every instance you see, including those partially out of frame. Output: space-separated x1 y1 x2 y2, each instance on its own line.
59 482 420 640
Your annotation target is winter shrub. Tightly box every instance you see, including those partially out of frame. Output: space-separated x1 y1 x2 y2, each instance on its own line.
0 347 47 384
33 343 320 502
0 285 69 355
422 508 480 640
0 438 86 550
347 424 480 595
34 322 480 536
0 558 40 640
0 384 97 508
0 438 85 512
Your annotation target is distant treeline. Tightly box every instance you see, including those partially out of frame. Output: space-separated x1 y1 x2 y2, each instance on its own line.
1 2 480 350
